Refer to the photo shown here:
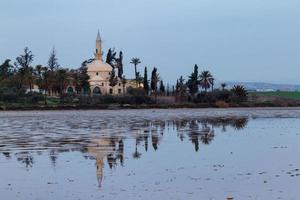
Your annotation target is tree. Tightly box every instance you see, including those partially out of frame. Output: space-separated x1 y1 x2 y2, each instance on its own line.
187 64 199 96
106 48 117 68
56 69 68 102
81 58 94 68
159 80 165 95
106 48 112 64
15 47 34 90
0 59 14 80
70 70 81 94
143 67 149 94
150 67 159 95
41 67 50 105
116 51 123 78
34 65 43 90
48 48 59 71
199 70 214 92
210 77 215 92
78 67 90 94
175 76 188 102
130 57 141 86
221 83 227 91
109 68 118 88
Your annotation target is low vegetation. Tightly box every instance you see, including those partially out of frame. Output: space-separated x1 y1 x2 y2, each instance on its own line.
251 91 300 100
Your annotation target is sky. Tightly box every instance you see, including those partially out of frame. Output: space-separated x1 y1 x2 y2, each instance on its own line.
0 0 300 85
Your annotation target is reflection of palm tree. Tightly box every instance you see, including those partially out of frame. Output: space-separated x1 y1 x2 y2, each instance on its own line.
189 120 200 152
16 152 34 168
199 123 215 145
107 154 115 169
144 135 148 152
133 139 142 159
232 118 248 130
49 150 57 167
117 140 124 166
190 131 199 152
152 134 159 151
200 128 215 145
2 152 11 159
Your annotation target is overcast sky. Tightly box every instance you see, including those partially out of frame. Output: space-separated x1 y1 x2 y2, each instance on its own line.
0 0 299 84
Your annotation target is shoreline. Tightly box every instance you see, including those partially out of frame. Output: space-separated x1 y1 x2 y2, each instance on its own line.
1 103 300 111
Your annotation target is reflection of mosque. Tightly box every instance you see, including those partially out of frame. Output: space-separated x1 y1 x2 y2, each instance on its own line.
1 117 248 187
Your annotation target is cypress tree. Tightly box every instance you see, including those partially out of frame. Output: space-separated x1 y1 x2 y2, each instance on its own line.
187 64 199 96
159 80 165 94
150 67 159 94
143 67 149 94
109 69 118 87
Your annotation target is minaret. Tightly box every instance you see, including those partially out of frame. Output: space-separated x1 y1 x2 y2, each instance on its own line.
95 31 103 61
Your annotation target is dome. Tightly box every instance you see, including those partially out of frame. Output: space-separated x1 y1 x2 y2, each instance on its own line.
86 60 112 72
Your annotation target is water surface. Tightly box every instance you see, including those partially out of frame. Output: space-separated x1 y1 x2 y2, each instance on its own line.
1 108 300 200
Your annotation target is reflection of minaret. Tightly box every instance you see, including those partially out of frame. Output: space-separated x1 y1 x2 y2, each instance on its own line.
87 137 124 187
95 157 104 187
88 138 114 187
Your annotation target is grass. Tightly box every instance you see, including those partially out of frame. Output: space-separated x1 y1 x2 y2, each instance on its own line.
251 91 300 100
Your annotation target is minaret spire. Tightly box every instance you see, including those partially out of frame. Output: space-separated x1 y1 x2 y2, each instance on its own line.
95 30 103 61
96 30 101 41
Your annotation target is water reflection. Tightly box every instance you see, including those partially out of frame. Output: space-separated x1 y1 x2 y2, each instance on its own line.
0 116 248 187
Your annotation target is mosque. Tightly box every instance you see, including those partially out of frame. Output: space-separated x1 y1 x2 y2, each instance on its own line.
78 31 137 95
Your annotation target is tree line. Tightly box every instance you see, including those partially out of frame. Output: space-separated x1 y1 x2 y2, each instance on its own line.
0 47 89 104
0 46 247 106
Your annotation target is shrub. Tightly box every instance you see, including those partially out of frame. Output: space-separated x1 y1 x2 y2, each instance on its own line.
231 85 248 103
127 87 146 96
0 87 25 102
215 100 229 108
25 92 44 104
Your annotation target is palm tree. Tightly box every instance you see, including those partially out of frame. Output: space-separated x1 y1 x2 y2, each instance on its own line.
221 83 227 91
130 58 141 85
199 70 213 92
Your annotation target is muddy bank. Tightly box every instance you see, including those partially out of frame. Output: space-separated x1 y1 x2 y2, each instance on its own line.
1 100 300 111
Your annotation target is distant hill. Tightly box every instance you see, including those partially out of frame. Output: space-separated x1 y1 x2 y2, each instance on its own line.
219 82 300 91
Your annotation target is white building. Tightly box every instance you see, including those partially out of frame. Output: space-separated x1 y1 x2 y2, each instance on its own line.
85 32 136 95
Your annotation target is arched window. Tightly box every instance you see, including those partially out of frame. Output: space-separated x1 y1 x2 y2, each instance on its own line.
96 72 99 76
67 87 74 94
93 87 101 94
